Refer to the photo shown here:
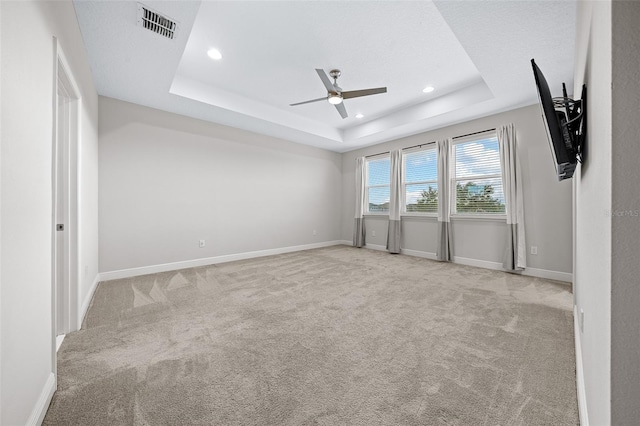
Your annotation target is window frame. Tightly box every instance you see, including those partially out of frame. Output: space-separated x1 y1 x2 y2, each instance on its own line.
401 146 438 217
451 131 506 219
364 154 391 215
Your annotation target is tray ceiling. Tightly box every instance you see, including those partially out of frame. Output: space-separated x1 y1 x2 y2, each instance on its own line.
74 0 576 152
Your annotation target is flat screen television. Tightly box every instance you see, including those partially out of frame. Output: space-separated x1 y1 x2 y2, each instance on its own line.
531 59 586 181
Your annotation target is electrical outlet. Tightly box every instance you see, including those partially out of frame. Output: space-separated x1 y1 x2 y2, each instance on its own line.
199 240 205 248
84 265 88 277
530 246 538 255
580 308 585 333
372 230 376 237
313 229 317 236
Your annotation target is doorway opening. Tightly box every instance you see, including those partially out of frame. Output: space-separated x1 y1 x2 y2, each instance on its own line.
53 40 80 349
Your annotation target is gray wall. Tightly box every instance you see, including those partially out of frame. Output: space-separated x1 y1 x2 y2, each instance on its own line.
99 97 343 273
611 1 640 423
342 104 573 275
0 1 99 423
573 2 612 424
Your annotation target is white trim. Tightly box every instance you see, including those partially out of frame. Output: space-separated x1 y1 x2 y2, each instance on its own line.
52 37 81 341
452 256 573 283
354 248 571 282
98 241 572 287
364 246 439 261
26 373 56 426
56 335 65 352
99 241 347 281
400 248 438 260
453 255 503 271
522 267 572 283
79 273 101 327
574 305 589 426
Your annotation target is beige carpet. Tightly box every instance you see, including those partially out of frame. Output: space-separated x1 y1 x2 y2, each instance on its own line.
44 245 578 425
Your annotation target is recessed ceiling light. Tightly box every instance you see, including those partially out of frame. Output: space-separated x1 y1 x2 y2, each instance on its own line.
207 48 222 60
355 113 364 119
423 86 435 93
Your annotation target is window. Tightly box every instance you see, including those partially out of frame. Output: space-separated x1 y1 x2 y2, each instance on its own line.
403 147 438 214
452 133 505 214
365 156 390 213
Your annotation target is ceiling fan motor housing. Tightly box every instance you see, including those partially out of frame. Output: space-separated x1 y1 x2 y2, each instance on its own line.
289 68 387 119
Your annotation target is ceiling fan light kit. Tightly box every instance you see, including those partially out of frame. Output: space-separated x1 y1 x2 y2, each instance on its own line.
290 68 387 119
328 93 343 105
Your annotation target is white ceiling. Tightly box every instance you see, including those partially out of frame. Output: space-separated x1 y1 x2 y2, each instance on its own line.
74 0 576 153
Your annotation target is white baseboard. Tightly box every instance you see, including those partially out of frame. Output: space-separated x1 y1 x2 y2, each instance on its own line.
574 305 589 426
99 240 347 281
453 255 504 271
400 248 438 260
26 372 55 426
365 245 439 261
78 273 101 327
452 256 572 283
56 335 65 352
358 249 572 283
98 240 572 285
523 267 572 283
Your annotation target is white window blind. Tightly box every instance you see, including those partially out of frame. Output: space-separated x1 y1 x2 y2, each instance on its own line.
403 148 438 214
452 133 505 214
366 156 390 213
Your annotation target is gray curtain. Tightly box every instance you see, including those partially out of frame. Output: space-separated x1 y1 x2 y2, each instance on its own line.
353 157 366 248
436 138 453 261
386 150 402 254
498 124 526 270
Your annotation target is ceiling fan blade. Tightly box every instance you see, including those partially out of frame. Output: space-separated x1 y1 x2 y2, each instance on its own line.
316 68 336 93
335 102 348 119
289 97 326 106
342 87 387 100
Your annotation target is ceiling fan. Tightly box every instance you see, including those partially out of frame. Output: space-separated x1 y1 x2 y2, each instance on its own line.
290 69 387 119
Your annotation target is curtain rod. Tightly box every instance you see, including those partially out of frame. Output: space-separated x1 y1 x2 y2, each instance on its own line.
402 141 435 151
364 128 495 158
365 141 435 158
365 151 389 158
452 128 496 140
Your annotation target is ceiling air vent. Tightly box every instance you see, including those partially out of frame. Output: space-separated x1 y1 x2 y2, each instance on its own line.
137 3 177 40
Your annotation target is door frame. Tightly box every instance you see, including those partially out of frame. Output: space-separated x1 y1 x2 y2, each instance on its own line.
51 38 80 361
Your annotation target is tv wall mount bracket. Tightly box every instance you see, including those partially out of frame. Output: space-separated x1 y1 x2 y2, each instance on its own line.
553 83 587 163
